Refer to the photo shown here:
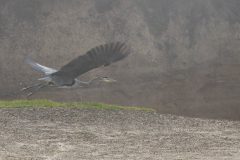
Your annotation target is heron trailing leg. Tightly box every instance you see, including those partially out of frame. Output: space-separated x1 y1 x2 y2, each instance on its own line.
20 81 49 97
21 82 43 92
26 83 48 97
5 82 44 98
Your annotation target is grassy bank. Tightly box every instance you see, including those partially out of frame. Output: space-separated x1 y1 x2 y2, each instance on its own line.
0 99 155 112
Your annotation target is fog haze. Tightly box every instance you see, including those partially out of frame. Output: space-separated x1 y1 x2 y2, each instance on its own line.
1 0 240 120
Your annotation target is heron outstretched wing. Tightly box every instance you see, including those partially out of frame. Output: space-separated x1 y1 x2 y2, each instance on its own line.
26 58 58 75
51 42 130 81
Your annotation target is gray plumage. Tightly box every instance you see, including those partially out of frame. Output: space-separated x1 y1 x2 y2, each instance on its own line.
22 42 130 96
25 57 57 75
50 42 130 86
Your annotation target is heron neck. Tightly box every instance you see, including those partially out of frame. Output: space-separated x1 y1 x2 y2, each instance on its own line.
88 77 101 84
75 77 101 87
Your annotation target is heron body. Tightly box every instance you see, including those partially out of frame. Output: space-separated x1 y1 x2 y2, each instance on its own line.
23 42 130 96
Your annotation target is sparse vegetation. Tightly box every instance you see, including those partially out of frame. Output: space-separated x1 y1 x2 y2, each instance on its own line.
0 99 155 112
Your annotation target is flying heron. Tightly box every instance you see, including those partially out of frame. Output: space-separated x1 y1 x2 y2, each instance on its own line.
22 42 130 96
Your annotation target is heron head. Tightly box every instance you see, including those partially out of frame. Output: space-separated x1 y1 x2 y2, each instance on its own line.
100 77 117 83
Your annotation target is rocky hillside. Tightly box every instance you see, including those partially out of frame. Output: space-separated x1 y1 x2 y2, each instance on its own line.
1 0 240 120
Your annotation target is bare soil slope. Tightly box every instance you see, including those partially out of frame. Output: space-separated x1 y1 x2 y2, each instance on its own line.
1 0 240 120
0 108 239 160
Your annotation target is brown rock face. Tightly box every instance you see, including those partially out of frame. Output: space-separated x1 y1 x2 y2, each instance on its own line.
1 0 240 120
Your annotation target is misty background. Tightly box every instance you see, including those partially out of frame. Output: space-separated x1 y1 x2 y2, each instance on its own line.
0 0 240 120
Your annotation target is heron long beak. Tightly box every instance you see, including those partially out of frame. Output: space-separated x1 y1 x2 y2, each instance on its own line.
102 77 117 83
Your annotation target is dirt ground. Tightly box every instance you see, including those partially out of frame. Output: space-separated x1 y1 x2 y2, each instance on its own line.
0 108 239 160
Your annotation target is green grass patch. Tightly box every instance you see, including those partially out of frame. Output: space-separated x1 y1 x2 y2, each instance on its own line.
0 99 155 112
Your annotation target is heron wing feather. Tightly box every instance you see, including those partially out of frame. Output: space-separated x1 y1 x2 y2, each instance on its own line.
51 42 130 80
26 58 58 75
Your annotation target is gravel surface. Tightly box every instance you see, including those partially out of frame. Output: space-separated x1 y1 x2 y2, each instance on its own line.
0 108 239 160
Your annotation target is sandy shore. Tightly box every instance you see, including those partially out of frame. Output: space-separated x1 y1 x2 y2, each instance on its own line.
0 108 239 160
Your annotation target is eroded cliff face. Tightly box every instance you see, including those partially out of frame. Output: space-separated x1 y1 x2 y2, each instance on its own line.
1 0 240 119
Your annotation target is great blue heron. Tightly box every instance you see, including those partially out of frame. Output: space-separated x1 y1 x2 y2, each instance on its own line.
22 42 130 96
